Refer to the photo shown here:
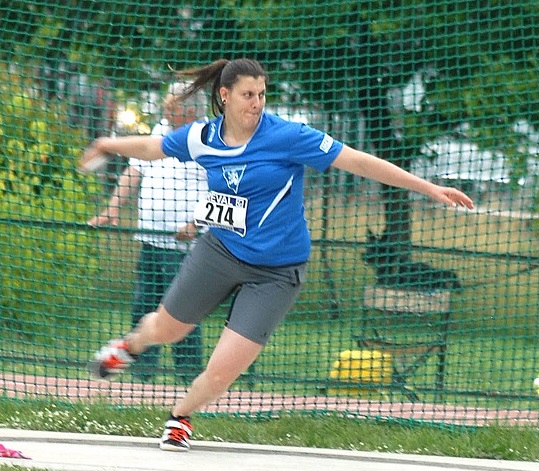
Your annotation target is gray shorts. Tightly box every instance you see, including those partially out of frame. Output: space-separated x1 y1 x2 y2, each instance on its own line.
162 231 307 345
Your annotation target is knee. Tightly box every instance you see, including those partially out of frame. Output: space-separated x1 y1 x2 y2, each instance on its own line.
138 311 178 344
201 368 234 392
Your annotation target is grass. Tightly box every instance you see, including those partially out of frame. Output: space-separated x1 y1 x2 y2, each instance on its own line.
0 398 537 464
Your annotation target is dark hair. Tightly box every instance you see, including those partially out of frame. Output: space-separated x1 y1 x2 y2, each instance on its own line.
174 58 269 116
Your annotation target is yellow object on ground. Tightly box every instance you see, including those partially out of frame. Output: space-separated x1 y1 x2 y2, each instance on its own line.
328 349 392 395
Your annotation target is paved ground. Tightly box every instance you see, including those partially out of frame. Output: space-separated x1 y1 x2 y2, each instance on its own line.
1 429 537 471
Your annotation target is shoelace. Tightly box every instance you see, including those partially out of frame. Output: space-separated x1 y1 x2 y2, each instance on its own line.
168 427 190 443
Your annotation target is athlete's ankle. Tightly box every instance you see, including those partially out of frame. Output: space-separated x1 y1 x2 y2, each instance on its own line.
171 411 191 420
124 334 145 356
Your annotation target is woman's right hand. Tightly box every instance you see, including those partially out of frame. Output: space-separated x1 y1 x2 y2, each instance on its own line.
79 138 110 174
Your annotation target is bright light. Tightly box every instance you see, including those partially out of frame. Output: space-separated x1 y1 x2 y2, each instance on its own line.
117 109 137 126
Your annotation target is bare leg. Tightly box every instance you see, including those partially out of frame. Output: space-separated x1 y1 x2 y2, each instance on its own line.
126 304 197 355
172 327 263 417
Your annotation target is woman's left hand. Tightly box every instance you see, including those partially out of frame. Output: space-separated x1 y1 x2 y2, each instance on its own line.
431 186 475 209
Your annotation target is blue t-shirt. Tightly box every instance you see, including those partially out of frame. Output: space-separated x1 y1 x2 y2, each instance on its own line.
162 112 343 266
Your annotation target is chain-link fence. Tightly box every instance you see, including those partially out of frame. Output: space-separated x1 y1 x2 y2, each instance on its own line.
1 1 538 428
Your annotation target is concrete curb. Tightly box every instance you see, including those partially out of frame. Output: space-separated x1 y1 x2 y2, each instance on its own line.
1 428 537 471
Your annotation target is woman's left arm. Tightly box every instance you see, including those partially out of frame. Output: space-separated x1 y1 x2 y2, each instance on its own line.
331 145 474 209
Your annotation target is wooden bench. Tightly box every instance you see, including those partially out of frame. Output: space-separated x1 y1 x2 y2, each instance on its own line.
357 285 451 401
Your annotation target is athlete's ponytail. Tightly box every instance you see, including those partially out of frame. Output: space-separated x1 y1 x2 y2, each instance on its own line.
174 58 268 117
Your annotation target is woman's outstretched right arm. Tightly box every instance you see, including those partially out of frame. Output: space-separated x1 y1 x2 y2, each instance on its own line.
79 136 166 172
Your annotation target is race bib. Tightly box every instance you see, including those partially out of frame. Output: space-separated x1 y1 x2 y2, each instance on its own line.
194 191 248 237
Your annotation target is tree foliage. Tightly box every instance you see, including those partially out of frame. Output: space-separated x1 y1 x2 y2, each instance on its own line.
3 2 537 156
0 63 102 337
1 1 539 217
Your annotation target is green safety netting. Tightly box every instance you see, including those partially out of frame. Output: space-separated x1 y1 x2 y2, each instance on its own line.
1 1 538 428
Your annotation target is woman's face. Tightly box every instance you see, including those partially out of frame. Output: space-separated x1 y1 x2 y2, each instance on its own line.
220 75 266 131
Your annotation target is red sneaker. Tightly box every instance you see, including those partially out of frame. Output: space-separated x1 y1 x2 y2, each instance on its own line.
159 414 193 452
88 339 136 379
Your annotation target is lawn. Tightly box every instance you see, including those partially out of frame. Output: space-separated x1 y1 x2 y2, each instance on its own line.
0 398 538 463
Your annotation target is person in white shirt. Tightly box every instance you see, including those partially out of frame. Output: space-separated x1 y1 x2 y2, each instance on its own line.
88 82 208 382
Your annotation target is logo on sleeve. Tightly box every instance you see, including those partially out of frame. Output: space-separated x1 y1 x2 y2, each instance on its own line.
222 165 246 194
319 134 333 153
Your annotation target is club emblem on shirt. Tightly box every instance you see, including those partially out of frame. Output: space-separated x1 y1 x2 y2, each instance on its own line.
222 165 246 194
